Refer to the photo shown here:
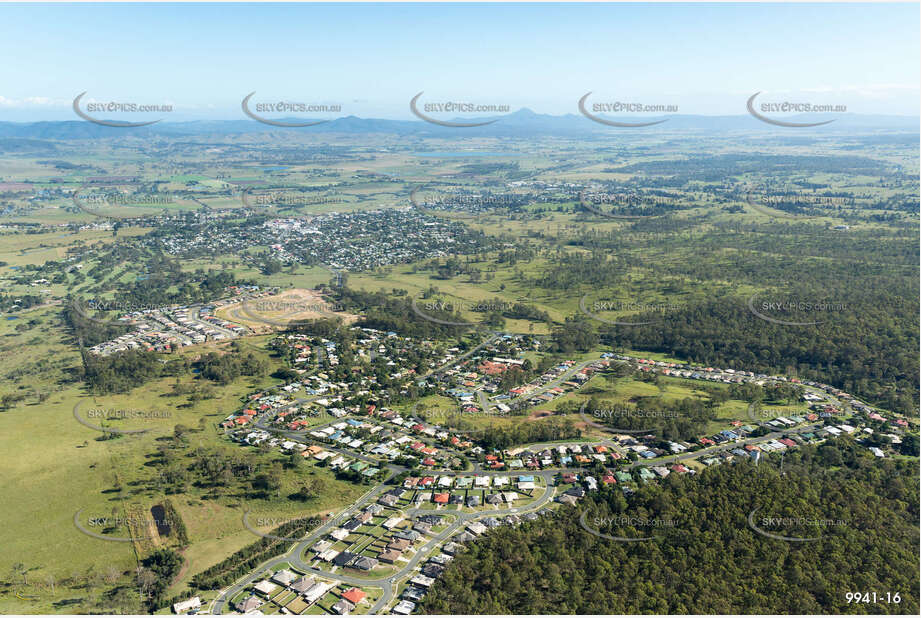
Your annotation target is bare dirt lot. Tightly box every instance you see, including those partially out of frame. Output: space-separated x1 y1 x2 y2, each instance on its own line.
218 289 360 334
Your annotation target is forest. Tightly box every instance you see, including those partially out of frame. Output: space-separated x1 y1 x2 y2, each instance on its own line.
420 440 919 615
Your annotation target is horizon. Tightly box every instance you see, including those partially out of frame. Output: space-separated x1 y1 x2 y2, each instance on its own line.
1 2 919 122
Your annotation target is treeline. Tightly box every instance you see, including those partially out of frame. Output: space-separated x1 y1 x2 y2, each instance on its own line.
600 294 918 413
80 347 267 394
476 417 581 450
159 499 189 546
189 515 326 590
421 440 919 615
63 298 133 347
568 395 719 442
330 287 472 339
138 548 183 612
81 349 180 394
196 351 267 384
613 153 890 177
0 292 43 312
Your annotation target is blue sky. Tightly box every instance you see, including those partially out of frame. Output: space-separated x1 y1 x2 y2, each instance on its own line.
1 2 918 121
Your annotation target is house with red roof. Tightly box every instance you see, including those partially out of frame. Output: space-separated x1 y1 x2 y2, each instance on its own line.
341 588 366 605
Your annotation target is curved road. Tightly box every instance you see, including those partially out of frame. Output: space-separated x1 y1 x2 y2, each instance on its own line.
211 473 558 615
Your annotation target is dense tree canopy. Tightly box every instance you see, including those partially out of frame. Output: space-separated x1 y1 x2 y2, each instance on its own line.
421 441 919 615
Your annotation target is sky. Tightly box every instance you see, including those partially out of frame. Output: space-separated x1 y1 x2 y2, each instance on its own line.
0 2 918 121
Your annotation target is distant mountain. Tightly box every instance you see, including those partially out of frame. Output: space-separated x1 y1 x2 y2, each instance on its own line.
0 109 916 140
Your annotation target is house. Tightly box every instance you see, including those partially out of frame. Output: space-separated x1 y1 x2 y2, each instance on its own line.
442 542 463 555
235 595 263 614
333 551 357 567
379 548 402 563
271 569 298 587
172 597 201 614
342 588 366 605
413 521 433 535
318 548 340 562
466 521 487 535
290 576 316 594
332 599 355 615
382 515 404 529
402 586 427 602
393 528 421 542
356 511 373 524
353 556 379 571
303 581 335 604
387 537 412 551
330 528 350 541
342 519 362 532
410 574 436 588
393 600 416 615
253 580 277 596
379 494 399 507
